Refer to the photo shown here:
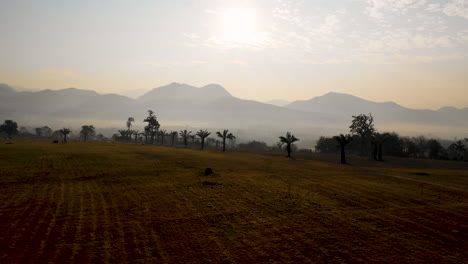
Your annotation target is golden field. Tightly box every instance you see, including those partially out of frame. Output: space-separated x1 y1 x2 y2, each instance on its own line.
0 140 467 263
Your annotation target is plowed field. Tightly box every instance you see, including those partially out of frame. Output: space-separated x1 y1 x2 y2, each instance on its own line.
0 141 467 263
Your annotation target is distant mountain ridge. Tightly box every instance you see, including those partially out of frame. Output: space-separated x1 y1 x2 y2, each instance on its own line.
0 83 467 139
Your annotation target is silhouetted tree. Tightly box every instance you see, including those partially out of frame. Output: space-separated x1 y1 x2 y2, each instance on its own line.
448 140 466 160
196 129 211 150
179 130 192 148
80 125 95 141
117 129 129 141
52 130 62 139
96 133 107 141
279 132 299 158
159 129 167 145
19 127 31 136
315 136 338 153
170 131 178 146
132 130 139 143
402 137 418 157
334 134 353 164
143 110 160 144
59 128 71 143
350 113 375 155
216 129 236 152
427 139 443 159
0 120 19 138
41 126 53 138
126 117 135 141
276 141 284 151
238 140 269 151
371 133 391 161
35 127 43 137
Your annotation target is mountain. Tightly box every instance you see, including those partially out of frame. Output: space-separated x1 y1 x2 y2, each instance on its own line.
286 92 468 127
138 82 231 103
264 100 291 107
0 83 466 140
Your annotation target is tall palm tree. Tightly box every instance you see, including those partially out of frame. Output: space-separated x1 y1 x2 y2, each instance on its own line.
334 134 353 164
279 132 299 158
179 130 192 148
126 117 134 141
170 131 178 146
59 128 71 143
132 130 139 143
159 129 167 145
196 129 211 150
216 129 236 152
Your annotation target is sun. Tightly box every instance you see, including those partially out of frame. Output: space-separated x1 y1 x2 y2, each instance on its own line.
217 6 265 46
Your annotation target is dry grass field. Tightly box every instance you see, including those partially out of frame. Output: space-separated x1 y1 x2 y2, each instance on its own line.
0 140 467 263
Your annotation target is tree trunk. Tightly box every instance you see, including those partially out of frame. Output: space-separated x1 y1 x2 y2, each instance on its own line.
378 144 383 161
286 144 291 157
372 143 378 160
222 139 226 152
340 145 346 164
201 139 205 150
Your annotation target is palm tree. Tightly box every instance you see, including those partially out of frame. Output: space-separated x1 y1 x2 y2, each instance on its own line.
170 131 178 146
216 129 236 152
59 128 71 143
159 129 167 145
132 130 139 143
334 134 353 164
196 129 211 150
179 130 192 148
80 125 95 141
279 132 299 158
126 117 134 141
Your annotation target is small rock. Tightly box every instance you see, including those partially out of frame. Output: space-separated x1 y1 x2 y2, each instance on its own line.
204 168 214 176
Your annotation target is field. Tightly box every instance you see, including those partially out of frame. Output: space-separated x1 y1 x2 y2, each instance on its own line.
0 141 467 263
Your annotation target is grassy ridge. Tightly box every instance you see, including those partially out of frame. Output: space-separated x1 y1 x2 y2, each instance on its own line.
0 141 467 263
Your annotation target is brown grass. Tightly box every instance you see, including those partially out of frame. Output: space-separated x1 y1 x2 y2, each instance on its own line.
0 140 467 263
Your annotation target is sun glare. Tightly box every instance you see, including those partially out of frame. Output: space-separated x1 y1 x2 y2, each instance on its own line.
218 6 265 46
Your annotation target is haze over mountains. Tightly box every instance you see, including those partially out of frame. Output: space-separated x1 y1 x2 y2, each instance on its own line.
1 82 467 142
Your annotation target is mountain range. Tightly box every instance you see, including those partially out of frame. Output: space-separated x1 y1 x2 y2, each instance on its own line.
1 82 467 141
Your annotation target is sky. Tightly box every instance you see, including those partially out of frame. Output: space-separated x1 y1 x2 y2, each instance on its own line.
0 0 467 109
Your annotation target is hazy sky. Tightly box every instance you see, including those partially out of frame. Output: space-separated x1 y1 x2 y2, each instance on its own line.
1 0 467 109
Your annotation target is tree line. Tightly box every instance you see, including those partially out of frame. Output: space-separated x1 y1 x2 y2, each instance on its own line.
111 110 237 152
1 111 466 162
315 113 467 163
0 120 103 143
